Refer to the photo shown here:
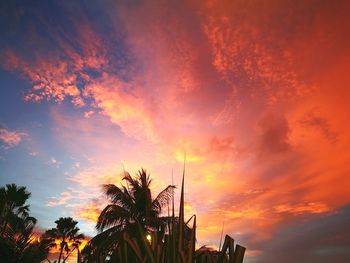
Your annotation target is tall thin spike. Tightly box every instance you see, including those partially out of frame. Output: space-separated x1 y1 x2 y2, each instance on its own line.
171 168 176 263
178 152 186 252
167 192 170 224
172 168 175 218
167 170 171 233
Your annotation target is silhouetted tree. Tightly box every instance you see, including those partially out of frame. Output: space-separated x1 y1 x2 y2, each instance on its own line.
0 184 50 262
83 169 175 260
0 184 31 236
43 217 85 263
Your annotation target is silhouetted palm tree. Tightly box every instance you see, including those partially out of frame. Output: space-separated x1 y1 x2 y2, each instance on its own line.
43 217 85 263
84 169 175 260
0 184 31 237
97 169 175 232
0 184 49 262
20 238 52 263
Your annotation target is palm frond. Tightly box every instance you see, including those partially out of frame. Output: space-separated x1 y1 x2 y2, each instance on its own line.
103 184 134 211
96 204 131 231
122 172 138 190
82 225 123 260
152 185 175 213
137 169 151 188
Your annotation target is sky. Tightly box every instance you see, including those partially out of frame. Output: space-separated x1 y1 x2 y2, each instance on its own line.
0 0 350 262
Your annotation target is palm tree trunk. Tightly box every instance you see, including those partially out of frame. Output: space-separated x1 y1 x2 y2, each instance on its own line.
77 247 82 263
58 241 64 263
62 247 76 263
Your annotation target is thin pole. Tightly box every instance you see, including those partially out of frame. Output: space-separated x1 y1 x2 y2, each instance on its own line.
218 221 225 252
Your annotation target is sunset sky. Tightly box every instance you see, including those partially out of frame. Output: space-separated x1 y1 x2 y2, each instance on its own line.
1 0 350 262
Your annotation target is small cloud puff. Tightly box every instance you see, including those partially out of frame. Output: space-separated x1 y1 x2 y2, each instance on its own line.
0 128 26 149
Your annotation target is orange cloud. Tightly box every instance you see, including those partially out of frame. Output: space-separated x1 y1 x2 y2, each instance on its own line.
274 202 330 215
2 1 350 260
83 74 155 141
73 200 102 224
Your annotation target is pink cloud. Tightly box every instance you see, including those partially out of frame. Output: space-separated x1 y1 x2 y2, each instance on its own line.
83 74 156 141
47 191 72 207
0 128 26 148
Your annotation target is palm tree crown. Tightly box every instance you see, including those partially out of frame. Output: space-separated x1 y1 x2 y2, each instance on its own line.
0 184 31 231
0 184 49 262
82 169 175 261
96 169 175 234
43 217 85 263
